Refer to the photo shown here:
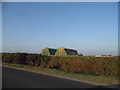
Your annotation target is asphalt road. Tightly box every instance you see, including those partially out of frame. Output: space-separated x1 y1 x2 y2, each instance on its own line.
2 66 116 88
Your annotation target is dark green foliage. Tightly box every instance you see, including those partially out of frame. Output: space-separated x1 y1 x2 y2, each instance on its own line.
2 53 28 64
2 53 119 76
26 54 39 66
25 54 51 67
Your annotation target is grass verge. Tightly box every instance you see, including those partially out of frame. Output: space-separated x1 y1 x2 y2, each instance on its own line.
2 62 119 84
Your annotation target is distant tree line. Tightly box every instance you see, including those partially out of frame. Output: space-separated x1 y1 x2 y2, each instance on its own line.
2 53 119 77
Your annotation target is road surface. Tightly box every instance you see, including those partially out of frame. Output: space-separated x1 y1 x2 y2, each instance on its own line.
2 66 116 88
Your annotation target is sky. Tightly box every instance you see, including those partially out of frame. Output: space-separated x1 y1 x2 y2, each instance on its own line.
2 2 118 55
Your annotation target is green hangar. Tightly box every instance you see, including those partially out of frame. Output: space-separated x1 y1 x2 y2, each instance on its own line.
55 48 78 56
42 48 57 56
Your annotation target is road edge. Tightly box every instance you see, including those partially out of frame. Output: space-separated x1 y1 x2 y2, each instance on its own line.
2 65 119 88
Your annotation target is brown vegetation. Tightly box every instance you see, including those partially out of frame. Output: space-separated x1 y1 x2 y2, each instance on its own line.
2 53 119 77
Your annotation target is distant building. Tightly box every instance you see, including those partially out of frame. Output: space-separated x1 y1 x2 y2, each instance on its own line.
95 55 102 57
55 48 78 56
42 48 57 56
78 54 83 56
95 55 113 57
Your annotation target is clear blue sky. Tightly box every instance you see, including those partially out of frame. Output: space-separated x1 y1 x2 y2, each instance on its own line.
2 2 118 55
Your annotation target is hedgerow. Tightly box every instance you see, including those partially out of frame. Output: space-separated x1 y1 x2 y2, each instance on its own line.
2 53 119 77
